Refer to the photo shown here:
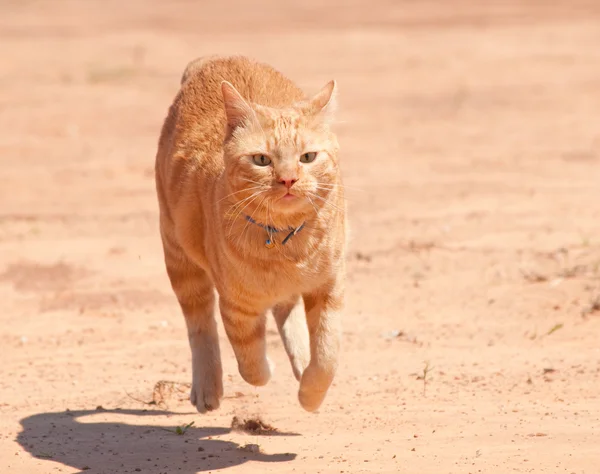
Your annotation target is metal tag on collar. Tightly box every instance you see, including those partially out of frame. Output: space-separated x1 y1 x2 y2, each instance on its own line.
265 230 275 249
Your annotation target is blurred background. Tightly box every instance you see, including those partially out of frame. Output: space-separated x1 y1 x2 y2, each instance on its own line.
1 1 599 473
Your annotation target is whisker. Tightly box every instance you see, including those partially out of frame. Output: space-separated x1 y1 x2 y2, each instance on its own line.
298 225 330 238
227 192 261 226
306 195 320 216
217 185 265 204
314 182 365 192
300 223 328 231
236 196 267 248
267 200 274 229
313 186 353 201
227 192 264 237
240 178 266 186
225 190 263 219
307 192 346 213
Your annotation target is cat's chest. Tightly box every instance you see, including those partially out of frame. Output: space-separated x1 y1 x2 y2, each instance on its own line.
250 255 320 290
219 249 328 301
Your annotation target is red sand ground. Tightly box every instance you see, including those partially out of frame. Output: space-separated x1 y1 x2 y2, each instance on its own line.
1 1 600 473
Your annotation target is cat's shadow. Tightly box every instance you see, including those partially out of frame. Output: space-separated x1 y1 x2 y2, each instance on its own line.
17 408 297 473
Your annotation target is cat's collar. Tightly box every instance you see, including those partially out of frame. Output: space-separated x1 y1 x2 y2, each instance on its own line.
244 215 305 249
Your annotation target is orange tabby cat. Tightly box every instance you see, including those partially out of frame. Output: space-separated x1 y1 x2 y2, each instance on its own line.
155 55 346 413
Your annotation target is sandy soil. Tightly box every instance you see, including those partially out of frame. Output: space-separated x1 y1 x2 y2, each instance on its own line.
2 1 600 473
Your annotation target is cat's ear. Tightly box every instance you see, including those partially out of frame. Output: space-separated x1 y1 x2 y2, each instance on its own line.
304 80 337 122
221 81 256 134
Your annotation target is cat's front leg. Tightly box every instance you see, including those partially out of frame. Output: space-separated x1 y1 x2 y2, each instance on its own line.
219 297 273 386
299 279 343 412
273 296 310 381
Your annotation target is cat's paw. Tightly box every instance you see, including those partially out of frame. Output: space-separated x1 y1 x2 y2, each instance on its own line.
190 375 223 414
298 363 335 412
239 357 274 387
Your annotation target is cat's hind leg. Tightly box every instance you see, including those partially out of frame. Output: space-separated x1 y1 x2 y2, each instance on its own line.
163 240 223 413
272 296 310 381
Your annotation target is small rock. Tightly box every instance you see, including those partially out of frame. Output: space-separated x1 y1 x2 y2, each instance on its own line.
239 444 260 453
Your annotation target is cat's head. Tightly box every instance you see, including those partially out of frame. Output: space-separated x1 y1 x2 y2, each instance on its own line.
221 80 340 222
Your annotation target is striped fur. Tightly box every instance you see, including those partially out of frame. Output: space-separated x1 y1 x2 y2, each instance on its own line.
155 55 346 413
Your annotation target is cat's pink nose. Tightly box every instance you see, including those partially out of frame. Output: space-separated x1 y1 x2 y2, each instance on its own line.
279 177 298 189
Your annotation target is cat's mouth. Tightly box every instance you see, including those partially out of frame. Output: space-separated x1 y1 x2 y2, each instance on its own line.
275 188 310 209
275 187 300 201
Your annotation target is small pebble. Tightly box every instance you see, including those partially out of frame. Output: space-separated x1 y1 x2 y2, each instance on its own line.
239 444 260 453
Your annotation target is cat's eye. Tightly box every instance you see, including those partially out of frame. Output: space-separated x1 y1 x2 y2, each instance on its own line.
300 152 317 163
252 154 272 166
